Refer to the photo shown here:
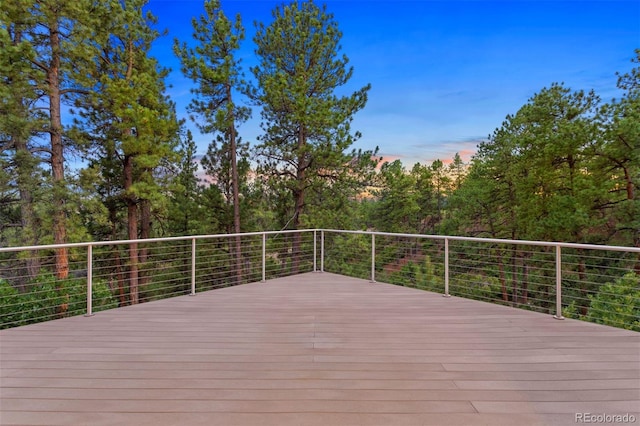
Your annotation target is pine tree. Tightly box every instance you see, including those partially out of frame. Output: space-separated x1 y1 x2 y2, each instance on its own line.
596 50 640 250
174 0 250 281
76 0 179 304
0 3 44 279
251 0 373 271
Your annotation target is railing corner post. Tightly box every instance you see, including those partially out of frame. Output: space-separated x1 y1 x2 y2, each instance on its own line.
554 244 564 320
262 233 266 282
370 233 376 283
190 238 196 296
85 244 94 317
313 230 317 272
320 230 325 273
443 237 451 298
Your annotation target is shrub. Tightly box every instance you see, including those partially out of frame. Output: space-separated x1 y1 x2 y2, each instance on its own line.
0 274 117 329
586 273 640 331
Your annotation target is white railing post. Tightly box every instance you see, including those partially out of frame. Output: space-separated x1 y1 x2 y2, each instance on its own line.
554 245 564 320
321 230 325 272
313 230 317 272
444 238 450 297
262 233 266 282
190 238 196 296
85 244 94 316
371 233 376 283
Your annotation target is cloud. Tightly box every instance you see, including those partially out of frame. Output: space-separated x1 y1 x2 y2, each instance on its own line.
441 149 476 165
374 154 404 169
402 136 485 165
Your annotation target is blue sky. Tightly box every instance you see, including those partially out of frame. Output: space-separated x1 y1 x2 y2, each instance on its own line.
148 0 639 166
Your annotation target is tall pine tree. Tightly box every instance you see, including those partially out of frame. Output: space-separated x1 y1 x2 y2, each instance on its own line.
174 0 250 281
251 0 373 270
76 0 179 304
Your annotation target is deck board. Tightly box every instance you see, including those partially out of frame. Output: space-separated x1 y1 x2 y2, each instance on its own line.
1 272 638 426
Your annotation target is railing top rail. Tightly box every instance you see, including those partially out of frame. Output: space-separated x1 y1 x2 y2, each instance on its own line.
1 228 638 254
321 229 640 253
0 229 320 254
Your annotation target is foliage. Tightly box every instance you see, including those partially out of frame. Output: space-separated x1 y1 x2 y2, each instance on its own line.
174 0 250 235
456 84 605 243
323 232 371 280
371 160 420 233
595 49 640 247
0 275 116 329
250 0 376 232
166 131 213 235
585 273 640 331
369 160 448 234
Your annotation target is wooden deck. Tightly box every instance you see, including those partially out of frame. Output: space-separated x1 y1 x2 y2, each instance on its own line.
1 272 638 426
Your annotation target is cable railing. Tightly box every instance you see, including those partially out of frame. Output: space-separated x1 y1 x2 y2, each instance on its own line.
0 230 316 329
320 230 640 331
1 229 638 330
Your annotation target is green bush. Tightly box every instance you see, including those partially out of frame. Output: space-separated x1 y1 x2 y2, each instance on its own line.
0 274 117 329
586 272 640 331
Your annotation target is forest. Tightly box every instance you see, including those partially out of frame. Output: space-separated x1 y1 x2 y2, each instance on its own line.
0 0 638 329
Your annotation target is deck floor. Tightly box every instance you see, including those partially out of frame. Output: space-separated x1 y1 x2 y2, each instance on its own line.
1 272 639 426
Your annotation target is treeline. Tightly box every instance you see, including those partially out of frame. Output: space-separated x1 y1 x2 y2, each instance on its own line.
359 56 639 329
1 1 638 325
368 69 638 249
0 0 377 303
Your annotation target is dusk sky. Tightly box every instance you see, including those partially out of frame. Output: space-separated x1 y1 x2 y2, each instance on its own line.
148 0 639 166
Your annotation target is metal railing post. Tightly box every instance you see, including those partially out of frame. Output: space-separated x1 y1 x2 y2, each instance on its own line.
85 244 93 316
371 233 376 283
554 245 564 320
444 238 450 297
190 238 196 296
262 233 266 282
313 230 317 272
321 230 325 272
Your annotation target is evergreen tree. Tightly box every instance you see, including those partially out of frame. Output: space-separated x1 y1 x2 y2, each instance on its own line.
167 130 206 236
372 160 419 233
174 0 250 279
250 0 373 270
448 152 466 191
411 162 437 233
1 0 100 279
0 3 44 278
596 50 640 250
430 159 451 229
76 0 179 304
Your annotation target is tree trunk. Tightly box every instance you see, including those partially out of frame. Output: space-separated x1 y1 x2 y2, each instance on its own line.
48 16 68 283
113 247 126 307
138 199 151 300
124 154 139 304
108 206 127 306
291 125 307 275
46 14 68 319
291 189 304 275
227 84 242 284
